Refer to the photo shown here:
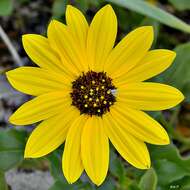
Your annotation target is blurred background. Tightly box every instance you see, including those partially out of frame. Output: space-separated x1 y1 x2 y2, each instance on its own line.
0 0 190 190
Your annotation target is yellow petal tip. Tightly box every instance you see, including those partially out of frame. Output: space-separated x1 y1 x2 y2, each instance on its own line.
146 164 151 169
64 173 79 185
170 50 176 60
9 111 23 125
22 34 27 39
101 4 114 12
136 155 151 170
5 70 11 79
22 34 38 49
22 34 27 41
24 153 30 159
137 25 153 32
65 179 74 185
162 49 176 64
139 162 150 170
8 114 17 125
48 19 58 28
24 149 32 158
90 175 107 186
105 4 112 8
152 129 170 145
174 90 185 106
6 69 16 82
66 4 74 10
24 152 36 159
94 180 103 186
163 139 170 145
142 160 151 169
24 147 40 159
159 132 170 145
22 34 28 46
144 26 154 36
135 26 154 44
22 34 32 43
50 19 56 24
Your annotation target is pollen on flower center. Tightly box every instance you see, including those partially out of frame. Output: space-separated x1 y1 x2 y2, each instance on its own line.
70 71 117 116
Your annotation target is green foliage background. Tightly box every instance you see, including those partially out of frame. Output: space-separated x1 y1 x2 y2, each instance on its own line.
0 0 190 189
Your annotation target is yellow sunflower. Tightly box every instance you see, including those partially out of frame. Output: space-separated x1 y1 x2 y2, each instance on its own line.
6 4 184 186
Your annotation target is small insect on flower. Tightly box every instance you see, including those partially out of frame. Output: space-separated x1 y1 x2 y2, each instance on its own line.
6 4 184 186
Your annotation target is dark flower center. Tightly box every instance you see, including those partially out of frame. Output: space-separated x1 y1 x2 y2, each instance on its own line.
70 71 117 116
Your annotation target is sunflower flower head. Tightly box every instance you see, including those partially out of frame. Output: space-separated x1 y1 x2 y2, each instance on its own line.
6 4 184 186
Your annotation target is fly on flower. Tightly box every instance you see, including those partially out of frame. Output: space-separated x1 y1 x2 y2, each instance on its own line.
6 4 184 186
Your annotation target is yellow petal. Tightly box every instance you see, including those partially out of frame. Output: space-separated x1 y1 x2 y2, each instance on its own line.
48 20 85 76
104 26 153 78
103 113 150 169
22 34 69 75
63 115 88 184
9 91 71 125
117 82 184 110
87 5 117 71
66 5 89 72
6 67 71 96
110 104 170 145
81 116 109 186
24 107 79 158
114 49 176 85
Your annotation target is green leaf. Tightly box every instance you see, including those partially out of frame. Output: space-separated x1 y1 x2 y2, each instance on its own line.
107 0 190 33
109 147 129 189
49 180 76 190
150 144 190 186
75 0 89 12
139 168 157 190
52 0 68 18
151 144 190 168
161 42 190 102
154 159 189 186
48 150 66 182
75 0 102 12
110 150 125 178
169 0 190 11
49 179 92 190
109 148 126 185
128 183 142 190
0 0 13 16
0 129 26 171
169 176 190 190
115 7 144 32
97 177 116 190
0 171 8 190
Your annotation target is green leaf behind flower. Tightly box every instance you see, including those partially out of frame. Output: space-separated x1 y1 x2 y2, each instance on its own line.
0 129 26 171
52 0 68 18
107 0 190 33
0 171 8 190
139 168 157 190
169 0 190 11
150 144 190 189
0 0 13 16
161 42 190 102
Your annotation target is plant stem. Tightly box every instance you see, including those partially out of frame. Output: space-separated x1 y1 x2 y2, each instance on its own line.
0 25 22 67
